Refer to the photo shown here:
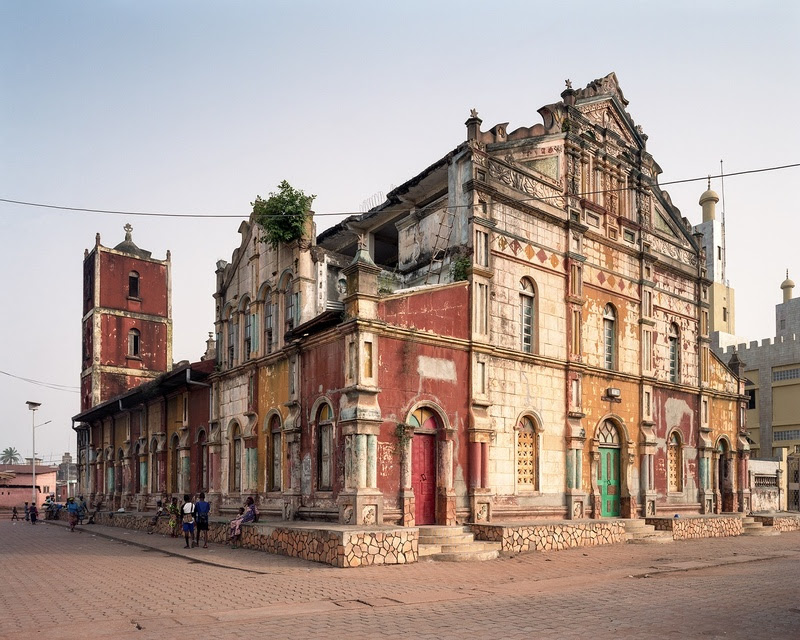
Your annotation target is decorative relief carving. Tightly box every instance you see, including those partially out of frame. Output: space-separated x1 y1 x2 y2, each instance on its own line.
476 503 488 522
644 233 698 267
573 501 584 518
342 505 354 525
362 505 376 526
488 160 564 206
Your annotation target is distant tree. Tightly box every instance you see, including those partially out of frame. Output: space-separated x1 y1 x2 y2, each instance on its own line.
252 180 316 248
1 447 22 464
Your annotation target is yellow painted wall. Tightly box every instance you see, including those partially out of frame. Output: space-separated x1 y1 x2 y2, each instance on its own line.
257 359 289 492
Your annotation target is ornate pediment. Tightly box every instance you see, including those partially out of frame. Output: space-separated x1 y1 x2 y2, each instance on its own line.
579 101 635 145
574 72 629 106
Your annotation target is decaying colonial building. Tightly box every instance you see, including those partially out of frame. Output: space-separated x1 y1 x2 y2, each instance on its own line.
75 73 752 523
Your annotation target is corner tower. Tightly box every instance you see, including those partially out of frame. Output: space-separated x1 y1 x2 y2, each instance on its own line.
80 224 172 411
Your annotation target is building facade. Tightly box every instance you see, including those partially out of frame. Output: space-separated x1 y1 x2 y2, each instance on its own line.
76 73 751 522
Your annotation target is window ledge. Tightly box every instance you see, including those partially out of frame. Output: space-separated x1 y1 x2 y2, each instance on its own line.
126 355 142 361
127 296 142 302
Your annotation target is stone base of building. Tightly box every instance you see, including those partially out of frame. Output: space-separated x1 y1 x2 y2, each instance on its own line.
89 511 418 568
645 515 743 539
469 520 627 553
752 513 800 531
400 492 415 527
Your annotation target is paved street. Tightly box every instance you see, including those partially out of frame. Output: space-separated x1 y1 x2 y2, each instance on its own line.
2 519 799 639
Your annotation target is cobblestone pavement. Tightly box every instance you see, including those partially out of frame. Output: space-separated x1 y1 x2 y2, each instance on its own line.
2 519 799 639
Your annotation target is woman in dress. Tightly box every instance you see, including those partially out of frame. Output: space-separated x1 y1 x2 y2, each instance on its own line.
228 496 258 548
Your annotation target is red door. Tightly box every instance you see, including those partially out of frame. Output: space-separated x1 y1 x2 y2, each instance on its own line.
412 434 436 525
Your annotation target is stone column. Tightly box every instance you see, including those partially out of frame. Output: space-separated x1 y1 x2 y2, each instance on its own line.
565 419 587 520
398 424 415 526
437 429 457 526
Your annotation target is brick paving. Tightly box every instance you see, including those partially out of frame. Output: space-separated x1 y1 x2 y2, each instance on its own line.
2 518 799 639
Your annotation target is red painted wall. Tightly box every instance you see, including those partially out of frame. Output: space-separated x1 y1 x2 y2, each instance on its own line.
99 314 168 370
652 387 699 496
98 252 168 317
379 283 470 339
300 339 345 498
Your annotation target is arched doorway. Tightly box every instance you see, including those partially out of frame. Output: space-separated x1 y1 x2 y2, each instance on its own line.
717 439 733 512
597 420 621 517
409 407 439 525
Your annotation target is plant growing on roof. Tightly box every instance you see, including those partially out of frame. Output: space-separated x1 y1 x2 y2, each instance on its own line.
252 180 316 248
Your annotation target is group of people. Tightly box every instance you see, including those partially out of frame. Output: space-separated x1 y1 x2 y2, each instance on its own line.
10 496 87 530
146 494 258 549
11 493 260 549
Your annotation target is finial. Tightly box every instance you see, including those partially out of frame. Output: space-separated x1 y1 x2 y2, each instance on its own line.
787 269 790 279
707 175 711 190
565 78 572 89
123 223 133 241
469 108 479 118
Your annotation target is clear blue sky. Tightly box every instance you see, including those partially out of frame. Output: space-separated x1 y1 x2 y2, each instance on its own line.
1 1 798 462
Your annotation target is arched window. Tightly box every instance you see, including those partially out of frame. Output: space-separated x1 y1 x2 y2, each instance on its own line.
408 406 439 430
269 414 282 491
231 424 243 493
668 323 680 382
197 430 208 493
128 328 141 357
128 271 140 298
284 278 295 332
603 304 616 370
227 311 237 368
317 404 333 491
517 416 538 490
170 434 180 494
520 279 535 353
597 420 620 446
263 289 273 355
668 432 682 492
243 302 252 361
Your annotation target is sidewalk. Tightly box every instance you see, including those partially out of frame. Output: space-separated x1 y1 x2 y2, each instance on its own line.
43 517 325 573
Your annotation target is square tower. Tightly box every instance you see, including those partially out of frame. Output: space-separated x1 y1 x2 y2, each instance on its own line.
80 224 172 411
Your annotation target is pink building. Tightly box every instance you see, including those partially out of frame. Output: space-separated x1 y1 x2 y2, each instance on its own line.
0 464 58 510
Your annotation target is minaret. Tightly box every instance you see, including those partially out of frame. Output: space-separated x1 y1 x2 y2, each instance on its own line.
693 180 735 335
80 225 172 411
776 270 800 338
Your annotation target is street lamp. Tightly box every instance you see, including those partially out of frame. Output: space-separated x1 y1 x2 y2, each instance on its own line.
27 402 41 506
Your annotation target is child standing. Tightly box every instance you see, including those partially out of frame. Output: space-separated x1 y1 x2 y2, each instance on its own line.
181 494 195 549
11 506 19 521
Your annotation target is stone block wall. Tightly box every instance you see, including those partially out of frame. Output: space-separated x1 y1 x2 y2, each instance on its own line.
470 520 626 553
645 515 743 539
752 514 800 532
90 512 417 568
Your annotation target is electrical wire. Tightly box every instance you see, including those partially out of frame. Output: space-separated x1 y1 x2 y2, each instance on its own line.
0 162 797 220
0 369 80 393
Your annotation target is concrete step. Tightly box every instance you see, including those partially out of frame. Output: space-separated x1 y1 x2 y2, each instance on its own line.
418 544 442 557
627 533 674 544
419 532 474 545
742 523 780 536
426 549 500 562
620 519 652 529
439 541 500 553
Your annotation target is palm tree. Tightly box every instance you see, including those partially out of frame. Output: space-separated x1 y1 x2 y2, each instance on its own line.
1 447 22 464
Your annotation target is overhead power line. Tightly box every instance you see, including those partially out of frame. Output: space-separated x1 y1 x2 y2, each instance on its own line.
0 369 80 393
0 162 797 220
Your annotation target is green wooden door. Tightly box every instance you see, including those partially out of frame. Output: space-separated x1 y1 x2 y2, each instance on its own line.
599 447 620 517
